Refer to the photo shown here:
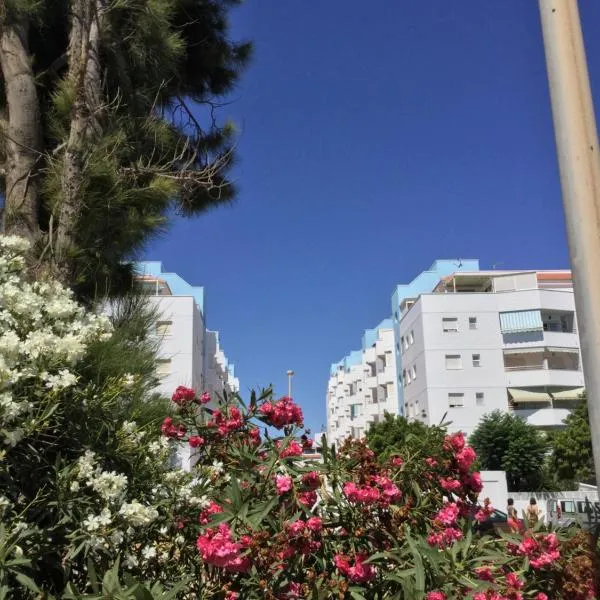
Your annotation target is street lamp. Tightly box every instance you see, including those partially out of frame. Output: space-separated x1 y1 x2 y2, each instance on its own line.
286 370 295 398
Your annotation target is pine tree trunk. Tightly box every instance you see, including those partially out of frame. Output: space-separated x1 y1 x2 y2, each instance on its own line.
0 18 43 243
54 0 104 281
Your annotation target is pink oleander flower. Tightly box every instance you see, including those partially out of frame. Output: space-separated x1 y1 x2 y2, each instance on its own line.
225 592 239 600
171 385 196 406
275 474 293 495
297 490 317 507
188 435 205 448
475 501 494 523
426 593 447 600
435 502 460 526
535 595 549 600
425 457 438 468
248 427 261 446
343 482 380 505
200 391 211 404
196 523 250 572
286 520 306 536
517 533 560 569
440 477 462 492
302 471 321 490
279 440 303 458
444 431 465 452
505 572 523 590
334 553 376 583
427 527 463 549
198 501 223 525
475 566 495 581
455 445 476 472
259 396 304 429
390 456 403 467
468 471 483 493
306 516 323 532
160 417 186 439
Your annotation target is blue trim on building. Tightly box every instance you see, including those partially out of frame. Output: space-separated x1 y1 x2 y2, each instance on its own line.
135 261 205 316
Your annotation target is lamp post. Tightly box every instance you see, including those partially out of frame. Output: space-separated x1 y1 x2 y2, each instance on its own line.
539 0 600 496
287 370 295 398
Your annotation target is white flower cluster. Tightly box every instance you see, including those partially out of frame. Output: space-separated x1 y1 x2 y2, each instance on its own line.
119 420 145 445
118 500 159 526
0 236 112 446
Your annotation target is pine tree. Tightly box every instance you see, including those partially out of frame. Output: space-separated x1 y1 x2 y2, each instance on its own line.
0 0 250 298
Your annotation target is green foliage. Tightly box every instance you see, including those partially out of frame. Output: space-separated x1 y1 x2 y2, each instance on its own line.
469 411 548 491
2 0 252 300
551 400 595 487
365 412 445 460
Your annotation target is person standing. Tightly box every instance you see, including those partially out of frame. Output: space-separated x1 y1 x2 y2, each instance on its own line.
507 498 519 531
526 497 541 527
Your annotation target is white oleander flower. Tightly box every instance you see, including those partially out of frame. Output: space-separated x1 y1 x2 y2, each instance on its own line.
43 369 78 390
118 500 159 526
70 481 80 493
91 471 128 500
141 545 157 560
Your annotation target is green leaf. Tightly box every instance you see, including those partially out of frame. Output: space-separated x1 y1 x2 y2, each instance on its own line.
15 573 40 593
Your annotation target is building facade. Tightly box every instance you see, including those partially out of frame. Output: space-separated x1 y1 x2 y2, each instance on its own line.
134 262 239 468
327 260 584 447
397 268 584 436
327 319 398 448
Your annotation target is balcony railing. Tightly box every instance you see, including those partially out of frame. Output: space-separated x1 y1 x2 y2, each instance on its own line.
505 364 581 372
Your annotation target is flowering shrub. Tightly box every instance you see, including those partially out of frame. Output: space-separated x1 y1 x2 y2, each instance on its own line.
0 236 598 598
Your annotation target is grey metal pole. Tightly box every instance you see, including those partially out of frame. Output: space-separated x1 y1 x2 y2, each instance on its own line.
539 0 600 495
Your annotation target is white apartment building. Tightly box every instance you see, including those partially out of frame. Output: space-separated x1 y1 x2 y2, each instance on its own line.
205 329 240 397
327 319 398 448
134 262 239 468
398 269 584 436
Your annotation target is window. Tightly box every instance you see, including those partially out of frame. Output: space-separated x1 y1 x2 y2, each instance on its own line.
411 365 417 380
448 393 465 408
156 358 171 376
476 392 485 406
408 330 414 345
445 354 462 369
403 336 409 350
472 353 481 367
442 317 459 332
350 404 360 419
402 370 407 387
469 317 477 330
156 320 173 336
396 342 401 352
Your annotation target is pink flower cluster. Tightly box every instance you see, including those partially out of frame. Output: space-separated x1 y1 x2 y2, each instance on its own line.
279 518 323 560
278 440 303 458
474 498 495 523
297 490 317 507
171 386 212 407
259 396 304 429
301 471 321 490
188 435 205 448
426 593 447 600
275 474 293 495
517 533 560 569
334 552 376 583
198 500 224 525
207 406 244 437
435 502 460 526
196 523 250 572
160 417 186 439
343 476 401 507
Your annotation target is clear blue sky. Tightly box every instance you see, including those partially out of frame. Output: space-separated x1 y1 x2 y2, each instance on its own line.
146 1 600 433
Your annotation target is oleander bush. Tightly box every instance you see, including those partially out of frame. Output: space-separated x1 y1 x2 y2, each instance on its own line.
0 236 598 599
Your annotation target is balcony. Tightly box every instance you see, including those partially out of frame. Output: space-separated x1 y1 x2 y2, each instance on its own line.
504 347 582 387
377 366 396 385
512 407 572 428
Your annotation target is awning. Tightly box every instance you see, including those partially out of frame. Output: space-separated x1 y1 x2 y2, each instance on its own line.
500 310 543 334
546 347 580 354
551 388 585 400
503 347 544 355
508 388 552 403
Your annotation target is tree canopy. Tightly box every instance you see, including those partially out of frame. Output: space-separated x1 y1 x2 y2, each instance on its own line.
0 0 250 298
469 411 548 492
550 400 595 487
365 412 446 460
